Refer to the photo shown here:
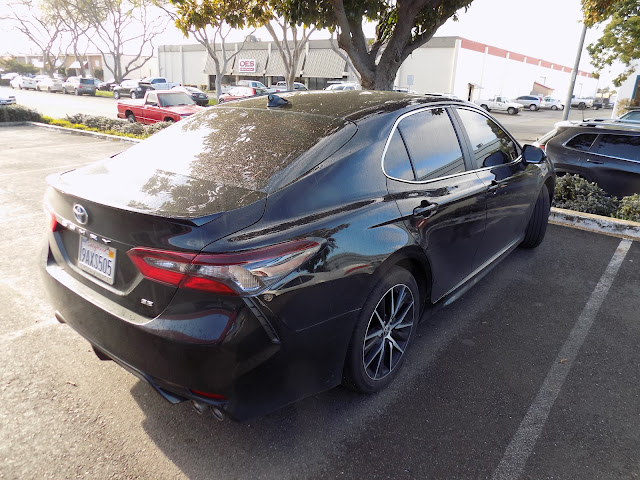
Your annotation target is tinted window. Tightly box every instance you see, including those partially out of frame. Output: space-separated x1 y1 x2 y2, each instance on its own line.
594 134 640 161
457 108 519 169
566 133 598 151
383 129 414 181
621 111 640 121
80 78 93 85
398 108 464 181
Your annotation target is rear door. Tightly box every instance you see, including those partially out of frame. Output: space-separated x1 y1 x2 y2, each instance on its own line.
452 107 540 270
385 106 487 301
142 91 161 124
585 133 640 196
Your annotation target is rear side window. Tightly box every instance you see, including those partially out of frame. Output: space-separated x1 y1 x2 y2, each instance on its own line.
566 133 598 151
383 129 414 181
456 108 519 169
398 108 464 181
594 134 640 161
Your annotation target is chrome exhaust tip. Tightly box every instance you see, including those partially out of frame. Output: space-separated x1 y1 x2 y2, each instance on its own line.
210 406 225 421
191 399 208 415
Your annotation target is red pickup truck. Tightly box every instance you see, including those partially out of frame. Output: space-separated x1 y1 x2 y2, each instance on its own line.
117 90 205 124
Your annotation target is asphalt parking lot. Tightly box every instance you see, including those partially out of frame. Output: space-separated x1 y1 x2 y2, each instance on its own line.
1 125 639 479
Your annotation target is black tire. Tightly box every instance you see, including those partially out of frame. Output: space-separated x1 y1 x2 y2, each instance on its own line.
343 267 419 393
63 87 67 94
507 107 517 115
520 184 551 249
36 85 40 91
480 104 489 111
551 105 558 111
529 104 537 111
164 118 175 123
130 91 136 99
113 90 120 100
18 84 22 90
578 102 586 110
126 112 136 123
75 88 80 96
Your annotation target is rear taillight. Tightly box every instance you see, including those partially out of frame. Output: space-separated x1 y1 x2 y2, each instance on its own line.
127 239 322 295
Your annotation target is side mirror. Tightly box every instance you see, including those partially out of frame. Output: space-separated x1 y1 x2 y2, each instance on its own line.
522 144 545 164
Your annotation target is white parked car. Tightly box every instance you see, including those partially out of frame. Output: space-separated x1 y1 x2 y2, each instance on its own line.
325 82 362 91
0 92 17 105
10 75 37 90
540 97 565 111
1 72 19 81
273 81 308 92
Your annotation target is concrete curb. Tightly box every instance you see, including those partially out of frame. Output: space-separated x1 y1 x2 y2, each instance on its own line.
0 120 141 144
550 207 640 240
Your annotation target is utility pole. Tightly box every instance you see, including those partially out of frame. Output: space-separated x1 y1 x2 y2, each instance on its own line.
563 22 588 121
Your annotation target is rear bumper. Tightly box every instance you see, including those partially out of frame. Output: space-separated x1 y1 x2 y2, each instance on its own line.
43 246 357 420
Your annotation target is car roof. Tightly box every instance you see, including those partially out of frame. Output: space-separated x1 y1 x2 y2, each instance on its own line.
555 119 640 134
221 90 467 123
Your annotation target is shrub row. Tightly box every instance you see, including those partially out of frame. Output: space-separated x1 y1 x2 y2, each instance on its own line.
553 174 640 222
0 105 171 139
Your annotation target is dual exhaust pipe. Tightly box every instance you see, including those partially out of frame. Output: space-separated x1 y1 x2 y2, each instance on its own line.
191 399 225 421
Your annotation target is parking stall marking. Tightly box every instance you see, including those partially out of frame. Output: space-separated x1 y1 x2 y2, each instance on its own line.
0 161 93 178
491 238 633 480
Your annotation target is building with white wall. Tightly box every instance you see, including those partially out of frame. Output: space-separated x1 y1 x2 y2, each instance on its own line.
157 36 598 99
612 62 640 117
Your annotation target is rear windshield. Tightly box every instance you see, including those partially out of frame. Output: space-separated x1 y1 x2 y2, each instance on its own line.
80 78 94 85
54 105 352 217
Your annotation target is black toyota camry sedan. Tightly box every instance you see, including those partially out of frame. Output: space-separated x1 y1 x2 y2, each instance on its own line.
43 91 555 421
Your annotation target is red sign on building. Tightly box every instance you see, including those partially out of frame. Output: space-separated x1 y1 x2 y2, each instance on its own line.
239 59 256 73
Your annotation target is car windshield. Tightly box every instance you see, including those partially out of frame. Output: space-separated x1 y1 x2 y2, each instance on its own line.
79 78 93 85
158 92 195 107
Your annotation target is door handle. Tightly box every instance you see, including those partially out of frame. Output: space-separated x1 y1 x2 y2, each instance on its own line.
586 159 604 164
413 202 438 217
487 179 506 192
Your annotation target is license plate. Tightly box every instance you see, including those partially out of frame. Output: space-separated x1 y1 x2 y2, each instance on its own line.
78 237 117 285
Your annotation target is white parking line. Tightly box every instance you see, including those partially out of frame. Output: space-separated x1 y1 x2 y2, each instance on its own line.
491 238 633 480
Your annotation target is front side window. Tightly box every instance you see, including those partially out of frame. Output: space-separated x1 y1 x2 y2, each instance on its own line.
565 133 598 152
397 108 464 181
594 134 640 161
456 108 519 169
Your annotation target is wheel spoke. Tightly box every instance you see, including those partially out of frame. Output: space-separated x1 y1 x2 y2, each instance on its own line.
373 308 385 330
374 340 386 378
365 328 384 342
392 286 407 318
390 301 414 330
388 336 405 355
365 342 384 369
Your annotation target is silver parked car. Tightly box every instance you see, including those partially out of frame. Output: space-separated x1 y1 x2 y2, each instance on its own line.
37 77 64 93
62 76 97 96
540 97 565 111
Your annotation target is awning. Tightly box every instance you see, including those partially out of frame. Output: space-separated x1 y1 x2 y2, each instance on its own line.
231 49 269 76
203 51 235 76
265 50 304 77
302 49 347 78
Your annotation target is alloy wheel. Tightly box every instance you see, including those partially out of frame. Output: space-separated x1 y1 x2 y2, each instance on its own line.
362 283 415 381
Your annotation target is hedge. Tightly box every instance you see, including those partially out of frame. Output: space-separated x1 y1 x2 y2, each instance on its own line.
0 105 171 139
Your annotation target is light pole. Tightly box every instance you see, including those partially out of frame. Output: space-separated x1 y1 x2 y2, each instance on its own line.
563 22 588 121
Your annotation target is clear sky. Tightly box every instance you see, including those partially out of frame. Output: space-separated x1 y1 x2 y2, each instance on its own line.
0 0 620 88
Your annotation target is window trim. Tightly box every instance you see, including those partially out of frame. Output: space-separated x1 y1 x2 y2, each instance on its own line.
561 132 599 153
381 105 468 184
451 105 523 173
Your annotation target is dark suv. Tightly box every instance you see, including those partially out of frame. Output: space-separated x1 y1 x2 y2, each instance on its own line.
541 120 640 197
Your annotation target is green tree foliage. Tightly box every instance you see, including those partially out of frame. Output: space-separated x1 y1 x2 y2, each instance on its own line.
281 0 473 90
171 0 473 90
585 0 640 86
0 57 38 75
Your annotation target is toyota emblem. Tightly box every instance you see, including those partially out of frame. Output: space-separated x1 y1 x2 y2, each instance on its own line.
73 204 89 225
